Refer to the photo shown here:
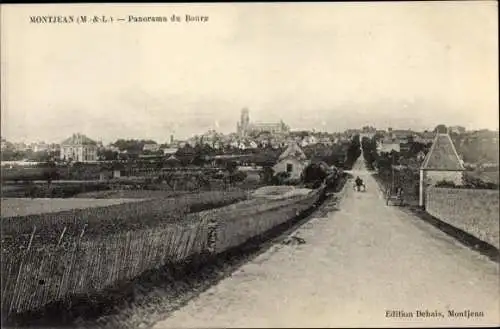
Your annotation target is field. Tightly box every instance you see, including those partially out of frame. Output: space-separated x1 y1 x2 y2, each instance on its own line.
1 181 112 198
1 198 144 217
1 186 324 316
72 189 191 199
1 190 250 250
470 170 500 185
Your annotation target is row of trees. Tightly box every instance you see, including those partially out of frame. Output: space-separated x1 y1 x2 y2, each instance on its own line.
111 139 159 153
1 148 59 162
344 135 362 169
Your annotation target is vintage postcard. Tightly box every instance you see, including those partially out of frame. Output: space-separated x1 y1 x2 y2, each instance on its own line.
1 2 499 328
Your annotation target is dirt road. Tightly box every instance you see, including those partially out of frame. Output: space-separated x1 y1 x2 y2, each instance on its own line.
152 157 499 328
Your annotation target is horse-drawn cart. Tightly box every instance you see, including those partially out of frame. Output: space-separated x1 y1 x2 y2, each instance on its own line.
385 187 404 206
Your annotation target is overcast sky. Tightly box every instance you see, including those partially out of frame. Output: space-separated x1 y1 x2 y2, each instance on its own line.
1 2 498 144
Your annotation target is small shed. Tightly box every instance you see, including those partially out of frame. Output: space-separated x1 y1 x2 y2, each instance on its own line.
164 155 181 167
99 162 126 180
99 166 112 181
419 132 465 206
273 142 309 180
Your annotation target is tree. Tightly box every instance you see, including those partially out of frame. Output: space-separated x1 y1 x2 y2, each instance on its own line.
43 160 59 185
272 171 291 185
98 149 119 161
112 139 157 154
406 141 428 159
225 160 238 173
1 148 25 161
176 144 195 157
27 151 52 162
344 134 362 169
434 124 447 134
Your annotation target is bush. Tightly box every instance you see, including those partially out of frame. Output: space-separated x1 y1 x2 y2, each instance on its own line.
435 180 457 188
302 163 328 185
461 174 499 189
283 178 301 186
230 170 247 183
272 172 291 185
434 176 499 190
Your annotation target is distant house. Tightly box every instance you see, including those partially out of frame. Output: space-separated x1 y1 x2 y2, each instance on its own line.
176 141 187 148
359 132 375 140
143 143 160 152
162 148 178 156
391 130 414 139
60 133 98 162
259 140 270 148
33 142 49 153
164 154 181 167
306 135 318 145
187 139 197 148
248 140 258 149
273 142 309 180
414 133 435 145
106 145 120 153
419 132 466 207
448 126 466 135
48 143 61 152
318 137 333 146
377 140 400 154
0 138 7 150
99 162 125 180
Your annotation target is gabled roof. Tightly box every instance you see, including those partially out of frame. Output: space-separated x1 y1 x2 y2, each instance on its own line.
278 142 307 162
421 133 465 171
165 154 181 163
61 133 97 146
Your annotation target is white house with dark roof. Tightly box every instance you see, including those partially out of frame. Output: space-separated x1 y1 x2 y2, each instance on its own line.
60 133 98 162
273 142 309 180
419 132 466 206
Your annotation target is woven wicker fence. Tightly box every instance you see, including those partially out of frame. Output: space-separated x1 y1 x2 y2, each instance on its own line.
2 218 209 315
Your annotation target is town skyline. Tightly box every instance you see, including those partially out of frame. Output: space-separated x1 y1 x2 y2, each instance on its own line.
1 103 499 145
1 119 496 146
2 2 498 144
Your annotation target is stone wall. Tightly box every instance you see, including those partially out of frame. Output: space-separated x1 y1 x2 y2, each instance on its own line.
425 187 499 249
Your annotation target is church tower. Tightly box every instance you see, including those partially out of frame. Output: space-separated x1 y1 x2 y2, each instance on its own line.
238 108 250 137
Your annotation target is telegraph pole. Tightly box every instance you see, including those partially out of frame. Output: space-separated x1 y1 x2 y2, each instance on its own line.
391 152 395 193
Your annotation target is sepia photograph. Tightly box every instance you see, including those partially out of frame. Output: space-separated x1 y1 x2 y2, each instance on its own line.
1 2 499 328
